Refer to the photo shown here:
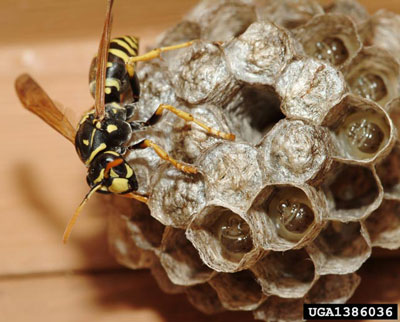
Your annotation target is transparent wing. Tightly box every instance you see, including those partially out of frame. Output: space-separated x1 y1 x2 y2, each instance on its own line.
94 0 114 120
15 73 76 143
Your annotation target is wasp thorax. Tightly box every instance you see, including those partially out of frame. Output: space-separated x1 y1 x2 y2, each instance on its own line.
267 188 315 242
338 110 389 159
217 211 253 254
314 37 349 66
350 73 387 102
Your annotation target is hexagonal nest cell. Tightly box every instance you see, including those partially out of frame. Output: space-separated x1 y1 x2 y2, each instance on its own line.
106 0 400 320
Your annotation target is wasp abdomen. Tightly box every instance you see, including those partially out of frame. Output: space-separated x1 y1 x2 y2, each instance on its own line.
89 36 140 104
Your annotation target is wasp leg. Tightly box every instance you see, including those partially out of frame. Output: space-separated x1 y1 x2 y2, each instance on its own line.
120 192 149 203
129 120 147 131
144 104 236 141
127 41 194 65
128 139 198 174
125 41 194 95
126 41 194 77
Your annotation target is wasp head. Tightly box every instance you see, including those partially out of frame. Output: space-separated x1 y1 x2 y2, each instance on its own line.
87 151 138 194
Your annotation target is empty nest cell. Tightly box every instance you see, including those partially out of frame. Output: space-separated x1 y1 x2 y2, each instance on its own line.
364 199 400 249
308 221 371 274
324 163 382 221
209 270 266 310
251 249 317 298
160 227 215 285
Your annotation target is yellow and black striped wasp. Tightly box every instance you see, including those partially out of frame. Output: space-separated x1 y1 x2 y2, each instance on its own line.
15 0 235 243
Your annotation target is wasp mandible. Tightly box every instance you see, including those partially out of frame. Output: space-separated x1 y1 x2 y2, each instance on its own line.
15 0 235 243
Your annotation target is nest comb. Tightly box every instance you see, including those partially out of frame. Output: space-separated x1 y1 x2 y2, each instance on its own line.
106 0 400 320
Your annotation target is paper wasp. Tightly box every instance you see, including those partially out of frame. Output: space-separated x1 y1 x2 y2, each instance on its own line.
15 0 235 243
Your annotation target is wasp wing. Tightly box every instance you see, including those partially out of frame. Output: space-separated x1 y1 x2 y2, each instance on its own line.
15 73 76 143
53 99 80 130
94 0 114 120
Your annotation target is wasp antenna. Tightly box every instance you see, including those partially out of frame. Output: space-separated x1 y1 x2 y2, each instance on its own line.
63 184 103 244
94 0 114 121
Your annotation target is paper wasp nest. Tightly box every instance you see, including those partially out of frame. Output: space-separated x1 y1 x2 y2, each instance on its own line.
107 0 400 320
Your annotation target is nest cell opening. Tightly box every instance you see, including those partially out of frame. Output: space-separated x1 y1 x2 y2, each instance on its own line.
269 250 315 284
314 221 368 258
296 14 361 68
313 36 349 66
240 85 284 136
306 273 361 304
252 249 315 298
189 205 255 266
348 72 387 102
202 2 257 42
214 208 254 261
160 228 214 285
127 202 165 249
335 109 391 161
150 261 187 295
210 270 264 310
376 144 400 194
254 296 304 322
263 187 316 242
344 47 400 106
328 164 379 210
364 199 400 248
185 283 225 314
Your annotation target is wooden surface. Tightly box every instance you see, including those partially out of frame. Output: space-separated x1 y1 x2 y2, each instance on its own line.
1 1 399 321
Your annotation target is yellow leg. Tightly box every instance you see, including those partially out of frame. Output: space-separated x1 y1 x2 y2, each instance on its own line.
154 104 236 141
127 41 194 68
132 139 198 174
120 192 149 203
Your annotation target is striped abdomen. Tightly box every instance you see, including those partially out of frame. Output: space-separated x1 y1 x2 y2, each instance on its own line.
89 36 140 104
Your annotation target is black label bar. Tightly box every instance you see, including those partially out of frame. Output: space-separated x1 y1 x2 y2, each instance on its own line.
303 304 398 320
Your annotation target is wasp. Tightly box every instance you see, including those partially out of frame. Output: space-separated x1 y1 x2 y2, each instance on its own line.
15 0 235 243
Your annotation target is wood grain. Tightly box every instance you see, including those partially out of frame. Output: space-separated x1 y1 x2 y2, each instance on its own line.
1 1 400 321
